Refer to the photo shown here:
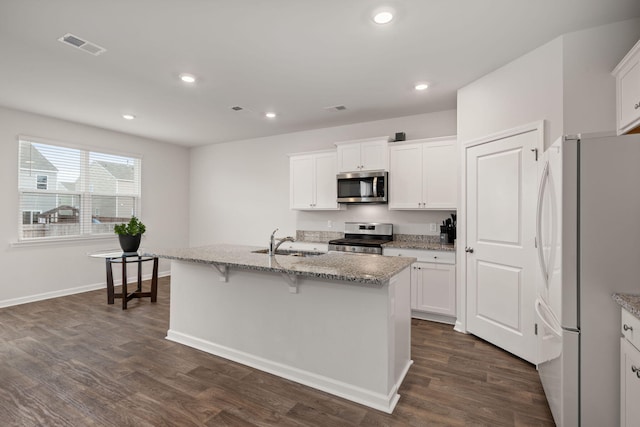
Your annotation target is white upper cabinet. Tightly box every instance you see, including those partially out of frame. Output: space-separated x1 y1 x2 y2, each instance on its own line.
613 38 640 135
290 151 341 210
388 143 423 209
335 137 388 172
389 136 457 210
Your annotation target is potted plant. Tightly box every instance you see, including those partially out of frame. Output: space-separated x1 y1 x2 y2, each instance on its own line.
114 216 146 253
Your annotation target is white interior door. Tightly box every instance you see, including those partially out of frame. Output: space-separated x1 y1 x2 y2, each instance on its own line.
465 130 539 364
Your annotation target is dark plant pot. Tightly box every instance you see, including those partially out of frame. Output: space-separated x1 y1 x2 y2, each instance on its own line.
118 234 142 253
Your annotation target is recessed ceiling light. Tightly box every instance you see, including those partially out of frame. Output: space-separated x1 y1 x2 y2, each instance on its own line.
122 114 136 120
265 112 277 119
414 83 429 91
179 73 196 84
373 11 394 24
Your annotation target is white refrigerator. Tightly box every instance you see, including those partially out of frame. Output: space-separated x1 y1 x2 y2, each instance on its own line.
536 132 640 426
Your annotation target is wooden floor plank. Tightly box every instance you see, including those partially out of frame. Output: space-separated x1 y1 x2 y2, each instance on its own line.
0 277 555 426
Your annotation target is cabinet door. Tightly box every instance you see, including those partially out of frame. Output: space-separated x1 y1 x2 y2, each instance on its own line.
360 140 388 171
337 144 362 172
313 152 339 209
413 262 456 316
619 57 640 134
290 155 315 209
388 143 423 209
423 140 457 209
621 338 640 427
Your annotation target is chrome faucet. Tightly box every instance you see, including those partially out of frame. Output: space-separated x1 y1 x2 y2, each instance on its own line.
269 228 295 256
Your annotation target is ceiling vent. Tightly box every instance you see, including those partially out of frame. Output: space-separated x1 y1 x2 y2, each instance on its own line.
58 33 106 56
324 105 347 112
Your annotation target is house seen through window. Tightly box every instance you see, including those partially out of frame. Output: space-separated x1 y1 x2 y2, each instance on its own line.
18 138 142 240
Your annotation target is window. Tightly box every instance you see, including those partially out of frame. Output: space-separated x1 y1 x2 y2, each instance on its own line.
36 175 48 190
18 138 142 241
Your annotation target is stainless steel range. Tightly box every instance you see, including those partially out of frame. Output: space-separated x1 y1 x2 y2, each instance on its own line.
328 222 393 254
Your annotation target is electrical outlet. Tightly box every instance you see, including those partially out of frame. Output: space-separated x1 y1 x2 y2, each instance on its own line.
429 223 437 233
327 220 333 228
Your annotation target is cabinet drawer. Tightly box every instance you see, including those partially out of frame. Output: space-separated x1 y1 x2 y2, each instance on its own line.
383 247 455 264
622 308 640 351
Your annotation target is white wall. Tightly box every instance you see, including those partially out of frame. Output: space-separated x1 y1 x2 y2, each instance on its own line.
457 37 564 146
0 106 190 307
458 18 640 146
190 110 457 246
563 18 640 135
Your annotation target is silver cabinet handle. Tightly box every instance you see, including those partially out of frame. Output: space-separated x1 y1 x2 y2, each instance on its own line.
624 324 634 331
465 247 474 253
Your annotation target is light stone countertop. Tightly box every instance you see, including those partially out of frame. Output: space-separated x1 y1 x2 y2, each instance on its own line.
145 244 416 286
613 293 640 319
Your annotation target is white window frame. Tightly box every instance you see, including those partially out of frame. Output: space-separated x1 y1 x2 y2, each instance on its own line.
17 136 142 243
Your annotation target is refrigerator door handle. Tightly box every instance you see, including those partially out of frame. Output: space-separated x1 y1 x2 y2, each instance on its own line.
536 161 550 285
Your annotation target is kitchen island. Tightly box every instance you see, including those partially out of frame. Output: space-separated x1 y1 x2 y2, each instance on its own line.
147 244 415 413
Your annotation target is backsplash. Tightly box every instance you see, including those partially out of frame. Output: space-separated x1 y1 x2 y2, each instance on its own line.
296 230 343 243
295 205 456 236
392 234 441 244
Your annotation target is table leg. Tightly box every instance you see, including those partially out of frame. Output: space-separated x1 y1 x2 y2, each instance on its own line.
136 256 143 293
151 257 158 303
106 258 115 304
122 257 128 310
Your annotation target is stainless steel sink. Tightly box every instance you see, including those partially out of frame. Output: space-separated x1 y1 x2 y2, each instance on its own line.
251 248 325 257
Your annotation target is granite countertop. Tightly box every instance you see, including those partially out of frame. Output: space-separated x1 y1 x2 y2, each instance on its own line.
613 293 640 319
382 241 456 252
146 244 416 286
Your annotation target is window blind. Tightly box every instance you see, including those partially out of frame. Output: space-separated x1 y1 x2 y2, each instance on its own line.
18 138 141 241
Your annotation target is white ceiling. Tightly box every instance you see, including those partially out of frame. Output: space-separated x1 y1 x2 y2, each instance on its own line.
1 1 639 147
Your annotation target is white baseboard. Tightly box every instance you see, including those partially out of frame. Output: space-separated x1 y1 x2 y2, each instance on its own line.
411 310 456 325
454 320 467 333
166 329 401 414
0 270 170 308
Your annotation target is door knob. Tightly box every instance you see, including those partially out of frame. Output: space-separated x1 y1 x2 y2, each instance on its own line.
465 247 474 253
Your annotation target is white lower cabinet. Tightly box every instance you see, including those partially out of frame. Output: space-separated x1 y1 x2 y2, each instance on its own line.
411 262 456 317
620 308 640 426
383 247 456 323
277 241 328 253
621 337 640 426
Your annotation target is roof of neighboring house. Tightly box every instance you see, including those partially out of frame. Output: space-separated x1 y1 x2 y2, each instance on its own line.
58 182 76 191
94 161 134 181
20 144 57 172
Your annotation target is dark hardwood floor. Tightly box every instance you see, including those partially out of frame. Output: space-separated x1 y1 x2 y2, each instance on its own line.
0 277 554 426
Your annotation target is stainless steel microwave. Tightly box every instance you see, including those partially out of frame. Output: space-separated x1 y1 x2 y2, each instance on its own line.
336 170 388 203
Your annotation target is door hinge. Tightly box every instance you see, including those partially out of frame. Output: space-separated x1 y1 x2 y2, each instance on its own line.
531 148 538 161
